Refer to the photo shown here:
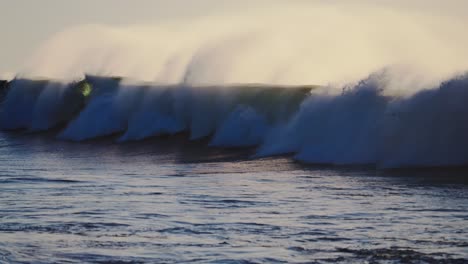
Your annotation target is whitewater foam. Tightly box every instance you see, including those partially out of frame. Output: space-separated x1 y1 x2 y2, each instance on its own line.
257 71 468 168
1 70 468 169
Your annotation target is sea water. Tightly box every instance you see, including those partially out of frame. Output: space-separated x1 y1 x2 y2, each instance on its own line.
0 132 466 263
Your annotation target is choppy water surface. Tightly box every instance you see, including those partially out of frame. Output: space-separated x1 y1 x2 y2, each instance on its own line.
0 132 467 263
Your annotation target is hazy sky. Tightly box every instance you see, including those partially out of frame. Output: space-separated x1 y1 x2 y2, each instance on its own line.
0 0 278 75
1 0 467 79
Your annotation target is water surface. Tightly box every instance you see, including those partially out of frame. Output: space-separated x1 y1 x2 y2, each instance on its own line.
0 132 467 263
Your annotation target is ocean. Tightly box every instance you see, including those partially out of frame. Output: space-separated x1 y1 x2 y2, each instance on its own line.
0 75 467 263
0 131 467 263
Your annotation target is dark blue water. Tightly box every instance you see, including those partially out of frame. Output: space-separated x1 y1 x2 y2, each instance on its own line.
0 132 467 263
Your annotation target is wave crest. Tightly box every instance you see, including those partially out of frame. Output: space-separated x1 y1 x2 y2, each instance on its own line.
1 70 468 168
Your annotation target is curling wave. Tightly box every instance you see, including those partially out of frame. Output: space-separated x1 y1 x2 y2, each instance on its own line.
1 71 467 169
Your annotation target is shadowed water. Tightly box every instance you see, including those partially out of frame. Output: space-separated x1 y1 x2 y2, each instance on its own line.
0 132 467 263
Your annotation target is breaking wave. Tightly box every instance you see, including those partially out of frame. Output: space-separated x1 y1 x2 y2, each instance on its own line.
1 70 468 169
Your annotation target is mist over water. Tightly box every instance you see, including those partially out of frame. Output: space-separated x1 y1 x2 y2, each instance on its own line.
20 2 468 87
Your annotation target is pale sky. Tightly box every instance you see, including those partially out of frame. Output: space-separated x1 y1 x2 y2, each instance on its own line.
0 0 278 75
1 0 467 79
